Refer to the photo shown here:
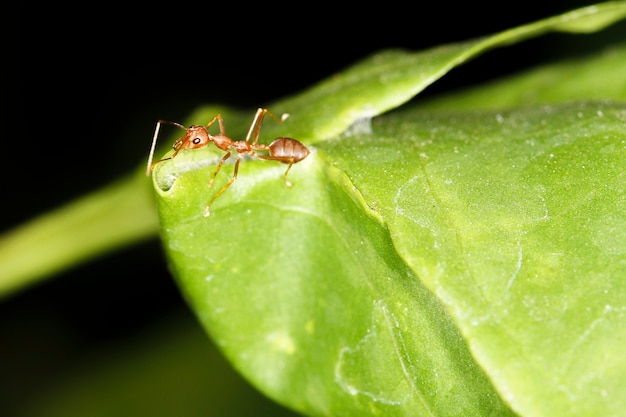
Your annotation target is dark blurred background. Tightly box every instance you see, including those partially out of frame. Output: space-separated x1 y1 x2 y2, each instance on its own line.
8 1 623 416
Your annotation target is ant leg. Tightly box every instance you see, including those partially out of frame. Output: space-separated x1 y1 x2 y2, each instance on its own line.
205 155 242 216
282 161 295 187
208 151 232 187
255 153 296 187
205 114 226 135
148 148 183 173
146 120 187 175
246 108 289 145
245 108 266 144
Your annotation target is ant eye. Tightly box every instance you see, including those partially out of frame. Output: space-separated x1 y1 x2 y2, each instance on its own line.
193 137 202 144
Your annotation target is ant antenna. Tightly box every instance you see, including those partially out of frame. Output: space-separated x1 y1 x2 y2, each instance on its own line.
146 121 162 176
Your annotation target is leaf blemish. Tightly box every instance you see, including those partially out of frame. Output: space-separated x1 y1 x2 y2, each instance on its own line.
504 240 524 294
334 331 405 406
267 331 296 355
333 300 417 406
344 114 374 136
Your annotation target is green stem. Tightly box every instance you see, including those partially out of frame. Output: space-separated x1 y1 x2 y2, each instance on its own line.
0 169 159 299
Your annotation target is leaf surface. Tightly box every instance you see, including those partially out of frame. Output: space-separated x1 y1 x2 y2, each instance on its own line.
321 101 626 416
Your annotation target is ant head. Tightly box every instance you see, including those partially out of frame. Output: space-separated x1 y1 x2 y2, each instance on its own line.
174 125 210 151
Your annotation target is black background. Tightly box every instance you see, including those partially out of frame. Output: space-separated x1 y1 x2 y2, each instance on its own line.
9 1 623 415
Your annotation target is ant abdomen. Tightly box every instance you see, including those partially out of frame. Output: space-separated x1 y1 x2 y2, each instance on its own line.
269 137 311 164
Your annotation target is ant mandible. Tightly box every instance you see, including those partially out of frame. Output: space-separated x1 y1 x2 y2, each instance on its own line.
146 108 310 216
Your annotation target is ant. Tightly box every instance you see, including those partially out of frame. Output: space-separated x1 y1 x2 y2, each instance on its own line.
146 108 310 216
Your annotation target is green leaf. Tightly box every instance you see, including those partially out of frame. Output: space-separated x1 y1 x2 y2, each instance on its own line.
156 99 626 416
321 101 626 416
151 3 626 417
419 41 626 110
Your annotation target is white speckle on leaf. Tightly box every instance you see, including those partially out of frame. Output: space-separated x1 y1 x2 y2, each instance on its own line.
266 331 296 355
344 109 376 136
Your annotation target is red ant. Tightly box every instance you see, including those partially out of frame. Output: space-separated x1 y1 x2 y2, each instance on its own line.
146 108 310 216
